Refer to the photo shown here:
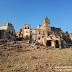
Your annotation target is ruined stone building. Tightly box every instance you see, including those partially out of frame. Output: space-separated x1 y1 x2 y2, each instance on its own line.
18 17 62 48
0 23 16 40
69 33 72 40
16 31 20 38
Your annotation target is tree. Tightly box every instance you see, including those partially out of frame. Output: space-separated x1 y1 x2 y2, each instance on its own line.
62 35 72 44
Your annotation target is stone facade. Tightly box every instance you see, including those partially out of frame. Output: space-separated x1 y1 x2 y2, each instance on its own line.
15 31 20 38
24 24 31 39
0 23 16 40
18 17 62 48
0 30 6 39
69 33 72 40
19 28 24 38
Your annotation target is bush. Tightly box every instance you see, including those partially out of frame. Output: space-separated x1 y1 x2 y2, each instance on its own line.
62 35 72 44
31 56 38 59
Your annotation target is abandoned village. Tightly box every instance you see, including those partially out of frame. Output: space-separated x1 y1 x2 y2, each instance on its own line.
0 17 72 48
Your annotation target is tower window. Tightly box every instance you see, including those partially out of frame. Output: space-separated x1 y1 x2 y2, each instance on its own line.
28 27 29 29
38 37 40 40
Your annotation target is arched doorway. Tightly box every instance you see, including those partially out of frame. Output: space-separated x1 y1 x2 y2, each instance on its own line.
55 40 59 48
46 40 51 46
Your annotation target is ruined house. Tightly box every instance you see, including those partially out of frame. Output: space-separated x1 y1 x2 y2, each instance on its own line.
69 33 72 40
0 23 16 40
18 17 62 48
15 31 20 38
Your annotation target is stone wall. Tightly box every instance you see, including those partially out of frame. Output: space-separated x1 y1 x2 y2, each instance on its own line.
0 23 16 40
24 24 31 39
69 33 72 40
0 30 6 39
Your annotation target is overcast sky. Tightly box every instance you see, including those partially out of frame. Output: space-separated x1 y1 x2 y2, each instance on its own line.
0 0 72 33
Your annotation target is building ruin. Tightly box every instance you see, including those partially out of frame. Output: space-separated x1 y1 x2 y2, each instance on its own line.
0 23 16 40
18 17 62 48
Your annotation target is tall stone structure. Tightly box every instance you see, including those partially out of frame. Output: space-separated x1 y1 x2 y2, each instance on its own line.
24 24 31 39
69 33 72 40
36 17 51 31
42 17 51 31
0 23 16 40
18 17 62 48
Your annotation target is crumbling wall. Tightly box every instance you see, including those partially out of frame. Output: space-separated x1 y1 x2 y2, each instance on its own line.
0 30 6 39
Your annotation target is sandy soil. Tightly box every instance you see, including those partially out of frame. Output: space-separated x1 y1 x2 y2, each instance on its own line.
0 41 72 72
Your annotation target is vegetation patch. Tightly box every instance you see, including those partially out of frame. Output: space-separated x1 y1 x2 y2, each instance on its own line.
31 56 39 59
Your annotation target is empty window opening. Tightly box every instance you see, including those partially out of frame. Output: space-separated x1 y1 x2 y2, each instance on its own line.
38 37 40 40
25 27 26 29
28 27 29 29
55 40 59 48
46 40 51 46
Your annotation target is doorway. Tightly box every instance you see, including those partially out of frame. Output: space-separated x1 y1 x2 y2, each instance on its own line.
46 40 51 46
55 40 59 48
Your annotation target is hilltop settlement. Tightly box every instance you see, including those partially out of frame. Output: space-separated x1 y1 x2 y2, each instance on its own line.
0 17 72 48
0 17 72 72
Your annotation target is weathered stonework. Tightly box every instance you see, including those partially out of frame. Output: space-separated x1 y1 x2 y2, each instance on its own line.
69 33 72 40
0 23 16 40
18 17 62 48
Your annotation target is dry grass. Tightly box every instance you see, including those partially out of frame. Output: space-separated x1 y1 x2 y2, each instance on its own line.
0 43 72 72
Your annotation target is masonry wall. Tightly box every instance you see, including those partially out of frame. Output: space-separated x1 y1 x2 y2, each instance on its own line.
0 30 6 39
0 23 16 40
70 33 72 40
24 24 31 39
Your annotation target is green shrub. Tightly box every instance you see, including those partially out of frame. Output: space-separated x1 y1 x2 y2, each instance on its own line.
62 35 72 44
31 56 38 59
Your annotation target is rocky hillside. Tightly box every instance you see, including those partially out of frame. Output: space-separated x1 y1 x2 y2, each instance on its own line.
0 40 72 72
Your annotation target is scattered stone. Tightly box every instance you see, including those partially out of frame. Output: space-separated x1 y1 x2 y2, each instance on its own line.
28 45 31 46
13 41 16 44
28 40 31 43
35 68 39 71
40 65 46 68
37 47 39 49
7 53 10 56
40 44 43 46
16 69 20 72
35 43 39 45
70 46 72 48
0 42 3 45
15 45 23 49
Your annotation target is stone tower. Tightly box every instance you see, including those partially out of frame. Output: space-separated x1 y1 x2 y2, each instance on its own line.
43 17 51 31
24 24 31 39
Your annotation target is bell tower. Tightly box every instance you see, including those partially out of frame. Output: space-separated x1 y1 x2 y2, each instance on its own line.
24 24 31 39
43 17 51 31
